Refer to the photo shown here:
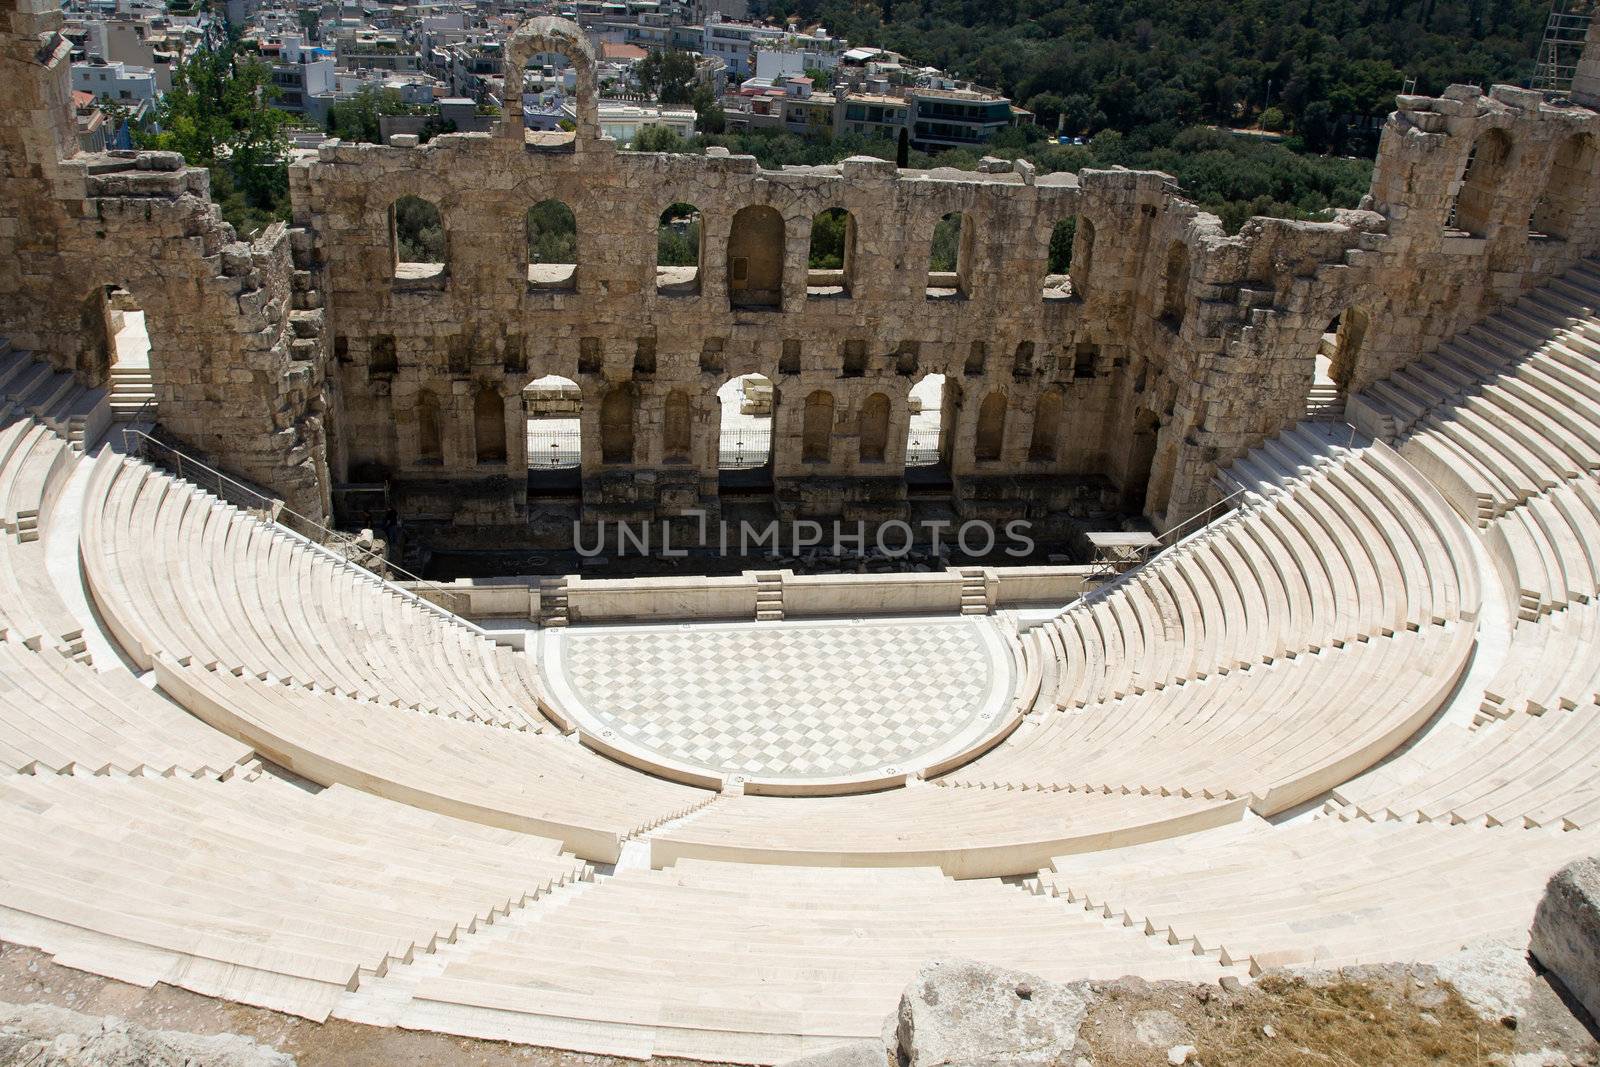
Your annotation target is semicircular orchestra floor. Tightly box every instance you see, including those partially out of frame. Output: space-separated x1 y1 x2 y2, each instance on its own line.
537 616 1015 786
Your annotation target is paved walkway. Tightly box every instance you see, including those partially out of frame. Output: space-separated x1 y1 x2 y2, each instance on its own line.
539 615 1013 782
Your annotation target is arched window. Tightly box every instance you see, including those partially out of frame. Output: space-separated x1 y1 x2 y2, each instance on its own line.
859 392 890 463
927 211 974 298
657 202 702 295
527 199 577 290
663 389 693 461
717 373 773 469
599 388 635 464
1043 218 1075 299
80 284 151 390
728 205 785 310
1029 386 1063 462
906 374 947 468
1531 133 1596 240
415 389 443 464
391 195 445 280
1449 129 1512 236
802 390 834 463
475 386 507 464
1074 216 1095 294
975 391 1007 462
807 207 856 297
524 374 581 471
1161 241 1190 327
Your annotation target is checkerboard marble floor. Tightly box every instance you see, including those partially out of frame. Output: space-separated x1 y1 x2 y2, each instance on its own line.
544 617 1011 780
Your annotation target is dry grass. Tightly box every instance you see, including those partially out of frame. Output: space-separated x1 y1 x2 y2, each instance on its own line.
1083 973 1517 1067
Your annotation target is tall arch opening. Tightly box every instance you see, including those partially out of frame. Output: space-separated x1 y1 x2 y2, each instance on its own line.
802 389 834 464
718 373 773 468
1310 307 1368 416
414 388 443 465
524 374 581 479
656 202 702 295
1123 409 1160 511
905 374 948 467
859 392 891 464
974 390 1007 462
1042 218 1074 300
807 207 856 297
79 284 153 405
1448 129 1512 236
526 199 577 291
474 386 508 465
1161 242 1189 327
391 195 445 281
1531 133 1596 240
1028 386 1064 462
927 211 974 298
727 205 785 310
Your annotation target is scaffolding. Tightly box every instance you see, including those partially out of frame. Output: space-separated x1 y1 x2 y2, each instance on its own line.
1532 0 1597 95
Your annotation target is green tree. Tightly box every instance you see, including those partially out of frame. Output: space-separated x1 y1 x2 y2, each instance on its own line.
691 83 725 135
325 86 408 143
804 66 833 91
632 123 688 152
657 203 700 266
526 200 577 264
139 34 290 235
637 48 698 105
394 195 444 262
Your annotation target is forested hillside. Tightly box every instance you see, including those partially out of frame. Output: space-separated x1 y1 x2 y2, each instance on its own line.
760 0 1548 154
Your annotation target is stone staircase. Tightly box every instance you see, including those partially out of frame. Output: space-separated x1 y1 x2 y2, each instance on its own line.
1303 380 1346 421
958 567 988 615
539 576 570 628
0 340 109 452
108 363 155 419
754 570 784 621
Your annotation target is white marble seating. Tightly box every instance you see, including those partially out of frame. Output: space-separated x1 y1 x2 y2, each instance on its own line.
154 655 713 863
1035 819 1600 975
0 772 589 1022
1041 424 1477 715
390 859 1241 1064
648 785 1247 878
82 451 545 730
1351 258 1600 525
947 620 1471 815
1330 699 1600 830
0 632 251 776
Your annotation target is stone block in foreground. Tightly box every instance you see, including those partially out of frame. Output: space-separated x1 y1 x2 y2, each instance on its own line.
1530 854 1600 1026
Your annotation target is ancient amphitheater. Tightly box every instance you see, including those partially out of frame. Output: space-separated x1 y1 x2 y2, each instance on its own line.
6 1 1600 1062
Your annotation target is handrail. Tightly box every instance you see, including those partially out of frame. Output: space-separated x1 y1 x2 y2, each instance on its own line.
117 426 481 632
1151 485 1251 553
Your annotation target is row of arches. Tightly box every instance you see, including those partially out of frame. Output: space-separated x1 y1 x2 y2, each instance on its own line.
387 194 1094 308
416 376 1069 471
1449 129 1596 239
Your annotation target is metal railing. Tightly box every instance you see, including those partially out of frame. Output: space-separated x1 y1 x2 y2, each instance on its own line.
905 431 942 467
119 427 477 626
718 426 772 469
527 425 582 468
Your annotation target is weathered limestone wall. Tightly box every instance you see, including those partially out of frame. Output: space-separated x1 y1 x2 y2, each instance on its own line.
0 0 333 521
9 3 1600 535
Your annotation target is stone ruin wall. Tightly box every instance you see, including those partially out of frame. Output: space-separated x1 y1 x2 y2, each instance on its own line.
0 0 331 520
7 8 1600 534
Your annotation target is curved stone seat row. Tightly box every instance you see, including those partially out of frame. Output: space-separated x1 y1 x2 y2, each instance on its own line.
0 772 589 1023
1351 258 1600 525
1330 697 1600 830
379 859 1241 1064
0 633 251 777
647 784 1247 879
0 417 87 656
945 620 1471 815
1476 600 1600 721
83 452 545 730
1034 819 1600 976
1486 477 1600 619
154 655 713 864
1040 425 1477 714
